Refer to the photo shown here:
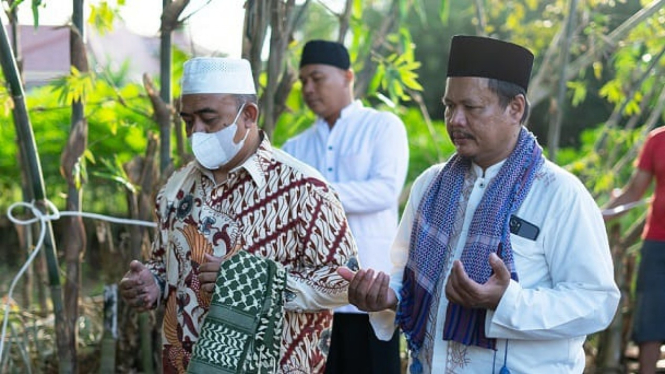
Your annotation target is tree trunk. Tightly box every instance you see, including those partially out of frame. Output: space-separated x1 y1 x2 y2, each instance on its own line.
159 0 174 172
157 0 189 171
595 224 627 373
261 0 295 138
0 16 70 374
124 133 160 374
546 0 578 160
243 0 306 136
128 89 162 374
15 93 35 312
337 0 353 42
472 0 487 35
58 2 90 370
243 0 270 94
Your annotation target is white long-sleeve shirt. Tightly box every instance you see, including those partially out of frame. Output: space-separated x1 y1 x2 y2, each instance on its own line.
282 100 409 313
370 159 620 373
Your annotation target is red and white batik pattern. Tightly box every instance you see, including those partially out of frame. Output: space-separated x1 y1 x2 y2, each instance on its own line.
147 136 357 373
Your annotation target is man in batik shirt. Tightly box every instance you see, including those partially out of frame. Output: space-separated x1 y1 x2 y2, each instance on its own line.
119 57 357 373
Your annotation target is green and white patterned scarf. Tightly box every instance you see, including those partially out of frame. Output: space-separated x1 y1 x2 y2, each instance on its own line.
188 250 286 374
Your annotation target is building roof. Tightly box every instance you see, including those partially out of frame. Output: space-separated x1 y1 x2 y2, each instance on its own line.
5 22 213 88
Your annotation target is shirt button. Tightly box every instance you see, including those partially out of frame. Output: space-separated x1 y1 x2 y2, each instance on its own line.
328 146 333 150
328 167 333 172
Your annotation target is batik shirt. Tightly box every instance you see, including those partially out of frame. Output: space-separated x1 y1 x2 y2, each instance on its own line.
146 135 357 373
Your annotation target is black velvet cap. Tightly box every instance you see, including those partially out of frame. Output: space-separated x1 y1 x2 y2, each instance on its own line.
300 40 351 70
447 35 534 91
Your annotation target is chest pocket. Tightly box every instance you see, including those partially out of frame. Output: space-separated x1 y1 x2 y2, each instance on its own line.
510 233 550 287
510 233 541 259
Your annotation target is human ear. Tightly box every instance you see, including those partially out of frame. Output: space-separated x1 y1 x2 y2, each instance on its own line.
508 94 526 122
241 103 259 127
345 69 354 84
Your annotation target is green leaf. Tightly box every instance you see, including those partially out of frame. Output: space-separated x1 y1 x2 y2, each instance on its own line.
88 1 118 35
375 92 397 108
96 156 138 194
398 0 408 22
31 0 42 27
368 64 385 95
592 61 603 80
83 149 96 164
439 0 450 25
413 0 427 24
624 100 641 116
594 172 614 193
567 81 587 107
352 0 363 19
598 80 622 105
91 171 137 194
401 72 424 91
50 67 96 106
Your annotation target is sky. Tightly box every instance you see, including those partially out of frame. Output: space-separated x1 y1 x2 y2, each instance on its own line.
11 0 247 57
8 0 349 59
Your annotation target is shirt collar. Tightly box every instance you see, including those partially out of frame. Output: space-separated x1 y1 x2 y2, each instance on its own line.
340 99 363 119
315 100 363 130
471 159 507 180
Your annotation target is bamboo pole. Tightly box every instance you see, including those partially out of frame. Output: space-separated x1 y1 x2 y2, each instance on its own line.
99 285 118 374
0 16 71 374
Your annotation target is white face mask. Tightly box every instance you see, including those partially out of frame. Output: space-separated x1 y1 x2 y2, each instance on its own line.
190 104 248 170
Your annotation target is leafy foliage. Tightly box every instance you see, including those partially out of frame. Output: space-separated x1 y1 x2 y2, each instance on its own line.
51 67 96 105
0 78 153 212
558 124 651 231
371 39 424 105
88 0 122 35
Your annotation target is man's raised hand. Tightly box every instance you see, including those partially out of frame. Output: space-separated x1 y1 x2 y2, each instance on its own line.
338 267 398 312
119 260 160 312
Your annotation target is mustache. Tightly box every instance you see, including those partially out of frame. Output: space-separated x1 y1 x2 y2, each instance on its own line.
450 131 475 140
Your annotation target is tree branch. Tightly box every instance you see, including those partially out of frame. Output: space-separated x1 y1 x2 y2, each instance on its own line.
529 0 665 107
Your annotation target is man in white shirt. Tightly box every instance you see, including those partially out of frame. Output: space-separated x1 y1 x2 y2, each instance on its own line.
282 40 408 374
339 35 620 373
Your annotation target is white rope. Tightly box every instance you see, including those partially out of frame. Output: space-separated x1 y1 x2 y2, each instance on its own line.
601 197 653 216
1 200 156 361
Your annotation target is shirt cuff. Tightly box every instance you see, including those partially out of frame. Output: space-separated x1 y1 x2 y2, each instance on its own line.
485 279 520 337
369 309 398 341
389 283 402 303
151 273 167 309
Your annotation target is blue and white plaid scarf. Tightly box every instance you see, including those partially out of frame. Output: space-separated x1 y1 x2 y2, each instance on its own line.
397 127 543 371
